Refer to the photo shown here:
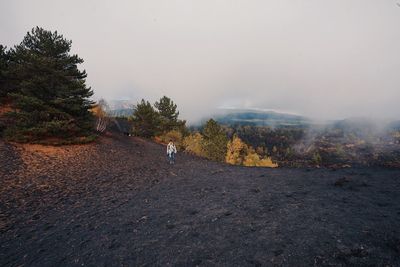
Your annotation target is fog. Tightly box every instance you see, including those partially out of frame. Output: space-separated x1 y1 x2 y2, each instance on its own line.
1 0 400 122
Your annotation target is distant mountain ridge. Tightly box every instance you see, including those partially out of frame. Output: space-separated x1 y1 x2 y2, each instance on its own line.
213 108 311 127
109 108 133 117
108 100 135 110
108 100 135 117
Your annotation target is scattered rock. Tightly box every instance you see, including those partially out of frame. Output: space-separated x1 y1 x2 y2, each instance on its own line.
251 188 261 193
188 209 198 215
224 211 232 216
334 177 350 187
166 224 175 229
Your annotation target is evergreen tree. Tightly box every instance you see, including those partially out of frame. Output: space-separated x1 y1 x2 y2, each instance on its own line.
3 27 94 142
131 99 160 137
0 45 10 133
201 119 228 162
154 95 186 133
0 45 10 99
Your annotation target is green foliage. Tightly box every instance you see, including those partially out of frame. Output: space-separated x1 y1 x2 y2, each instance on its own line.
2 27 94 142
0 44 10 99
130 96 187 139
312 151 322 165
131 99 160 137
154 96 178 126
154 95 186 134
201 119 228 162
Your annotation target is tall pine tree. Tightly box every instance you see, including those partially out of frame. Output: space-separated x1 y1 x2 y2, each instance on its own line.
201 119 228 162
154 96 186 133
4 27 94 142
131 99 160 138
0 45 10 99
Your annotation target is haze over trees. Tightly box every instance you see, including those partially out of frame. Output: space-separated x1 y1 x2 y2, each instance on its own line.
1 30 278 168
0 27 94 143
1 27 396 168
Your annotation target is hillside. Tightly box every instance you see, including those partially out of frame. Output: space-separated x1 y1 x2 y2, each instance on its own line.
213 109 311 127
1 133 400 266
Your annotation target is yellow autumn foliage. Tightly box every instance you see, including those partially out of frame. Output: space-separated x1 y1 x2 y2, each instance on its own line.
183 132 205 156
226 135 248 165
90 104 107 117
226 136 278 168
157 130 184 149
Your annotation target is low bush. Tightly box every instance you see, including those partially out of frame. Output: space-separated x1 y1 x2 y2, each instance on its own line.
183 132 205 157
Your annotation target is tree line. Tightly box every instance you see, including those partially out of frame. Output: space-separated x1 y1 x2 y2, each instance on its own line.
0 26 277 167
127 98 277 167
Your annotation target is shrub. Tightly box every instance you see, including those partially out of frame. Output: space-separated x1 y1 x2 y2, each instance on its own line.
312 151 322 165
243 147 278 168
183 132 205 157
157 130 184 149
226 135 248 165
256 157 278 168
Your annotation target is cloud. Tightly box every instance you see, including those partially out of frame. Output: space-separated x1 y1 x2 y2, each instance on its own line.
1 0 400 122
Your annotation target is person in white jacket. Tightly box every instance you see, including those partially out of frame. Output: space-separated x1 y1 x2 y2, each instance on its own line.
167 140 177 164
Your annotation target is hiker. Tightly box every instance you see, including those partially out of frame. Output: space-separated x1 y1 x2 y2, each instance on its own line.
167 140 177 164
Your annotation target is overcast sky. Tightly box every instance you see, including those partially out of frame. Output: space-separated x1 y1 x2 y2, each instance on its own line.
1 0 400 122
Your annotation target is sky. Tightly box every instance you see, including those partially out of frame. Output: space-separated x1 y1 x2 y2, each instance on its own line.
1 0 400 122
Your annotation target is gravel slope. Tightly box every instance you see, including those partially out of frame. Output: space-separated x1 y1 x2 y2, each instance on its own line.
1 134 400 266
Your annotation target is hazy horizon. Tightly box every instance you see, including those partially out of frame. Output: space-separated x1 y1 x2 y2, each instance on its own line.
1 0 400 122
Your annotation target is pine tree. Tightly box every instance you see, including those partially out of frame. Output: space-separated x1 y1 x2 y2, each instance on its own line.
0 45 10 99
3 27 94 142
201 119 228 162
0 45 10 134
154 96 186 133
131 99 160 137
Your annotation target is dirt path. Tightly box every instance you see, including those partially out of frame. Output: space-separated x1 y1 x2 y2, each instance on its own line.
1 134 400 266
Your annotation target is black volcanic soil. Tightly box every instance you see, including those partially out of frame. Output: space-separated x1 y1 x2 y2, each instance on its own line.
1 133 400 266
